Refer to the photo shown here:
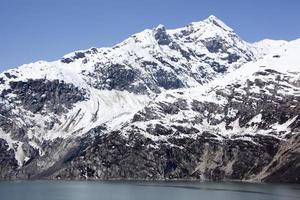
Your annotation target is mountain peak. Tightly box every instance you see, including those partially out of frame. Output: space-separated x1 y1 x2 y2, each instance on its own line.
1 14 300 183
202 15 233 32
154 24 166 31
206 15 220 21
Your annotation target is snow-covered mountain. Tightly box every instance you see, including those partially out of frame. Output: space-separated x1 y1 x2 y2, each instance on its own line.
0 15 299 182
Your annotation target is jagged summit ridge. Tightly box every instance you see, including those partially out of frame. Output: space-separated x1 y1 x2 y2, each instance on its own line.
1 16 257 96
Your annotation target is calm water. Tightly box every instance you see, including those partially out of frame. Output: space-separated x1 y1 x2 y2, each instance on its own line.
0 180 299 200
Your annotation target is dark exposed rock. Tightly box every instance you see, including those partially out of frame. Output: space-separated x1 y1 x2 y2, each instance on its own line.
42 130 293 182
87 63 152 94
4 72 17 79
211 61 227 73
154 69 184 90
204 38 225 53
73 52 85 59
0 77 5 84
61 57 73 63
227 53 240 64
157 99 188 115
147 124 173 136
0 139 18 179
100 64 136 90
132 107 161 122
262 135 300 183
2 79 87 114
61 52 86 63
172 125 199 135
154 25 172 45
272 55 281 58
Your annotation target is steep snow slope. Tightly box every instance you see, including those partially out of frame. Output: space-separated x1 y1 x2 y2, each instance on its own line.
127 39 300 142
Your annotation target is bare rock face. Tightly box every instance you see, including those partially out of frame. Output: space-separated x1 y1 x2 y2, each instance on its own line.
0 16 299 183
49 130 294 183
2 79 87 114
0 139 18 179
154 25 172 46
259 135 300 183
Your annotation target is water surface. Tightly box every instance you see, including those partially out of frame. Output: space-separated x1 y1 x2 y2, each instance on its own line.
0 180 299 200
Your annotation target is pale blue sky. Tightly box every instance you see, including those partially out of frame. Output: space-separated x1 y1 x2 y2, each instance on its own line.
1 0 300 71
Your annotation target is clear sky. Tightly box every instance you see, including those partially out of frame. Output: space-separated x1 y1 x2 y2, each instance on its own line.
1 0 300 71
